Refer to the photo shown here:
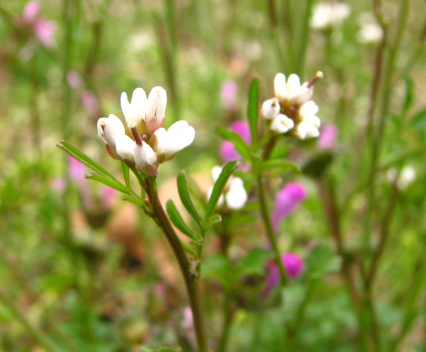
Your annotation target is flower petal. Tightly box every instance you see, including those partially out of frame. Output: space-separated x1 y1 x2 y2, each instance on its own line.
115 135 136 162
271 114 294 134
225 177 248 210
155 120 195 158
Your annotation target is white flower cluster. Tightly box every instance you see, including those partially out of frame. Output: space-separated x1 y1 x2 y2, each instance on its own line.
207 166 248 210
97 86 195 175
310 2 351 30
261 72 323 139
357 13 383 44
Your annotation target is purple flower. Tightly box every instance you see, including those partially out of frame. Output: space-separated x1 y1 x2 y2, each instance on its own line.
20 1 56 47
102 186 116 209
220 120 251 163
262 253 304 297
272 182 306 231
221 80 238 110
67 71 82 88
318 124 338 150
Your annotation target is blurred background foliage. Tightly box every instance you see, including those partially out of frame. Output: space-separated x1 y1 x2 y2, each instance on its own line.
0 0 426 351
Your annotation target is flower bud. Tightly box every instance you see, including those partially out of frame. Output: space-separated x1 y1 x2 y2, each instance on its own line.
272 182 306 231
146 86 167 134
121 88 148 127
261 98 280 120
270 114 294 134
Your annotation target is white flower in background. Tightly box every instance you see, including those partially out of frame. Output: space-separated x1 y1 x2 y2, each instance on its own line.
274 73 314 106
310 2 351 30
387 166 416 190
261 98 281 120
207 166 248 210
357 13 383 44
271 114 294 134
97 85 195 175
153 121 196 162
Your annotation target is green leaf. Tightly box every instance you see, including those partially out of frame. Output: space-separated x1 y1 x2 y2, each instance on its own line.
121 195 143 207
85 173 130 195
215 127 252 161
402 77 414 115
177 171 203 226
302 151 334 179
204 161 238 220
261 159 300 175
234 248 273 279
270 145 291 159
410 108 426 130
305 242 340 279
58 141 129 194
201 254 233 288
58 141 118 182
247 78 259 144
208 214 222 224
121 161 131 189
166 200 200 241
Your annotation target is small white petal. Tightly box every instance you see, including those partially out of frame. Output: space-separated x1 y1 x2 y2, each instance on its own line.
296 121 320 139
97 114 125 147
155 120 195 158
397 166 416 190
121 88 147 126
287 74 301 92
225 178 248 210
303 115 321 128
261 98 280 120
115 135 136 162
274 73 287 100
146 86 167 131
299 101 319 117
271 114 294 134
134 142 157 172
294 83 314 104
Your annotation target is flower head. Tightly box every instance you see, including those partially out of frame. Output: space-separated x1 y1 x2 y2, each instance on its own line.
357 13 383 44
97 86 194 175
220 120 251 163
272 182 306 231
387 165 416 190
310 2 351 30
207 166 248 210
261 72 323 139
262 253 304 297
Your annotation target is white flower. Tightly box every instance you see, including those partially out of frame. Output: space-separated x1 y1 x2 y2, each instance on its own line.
97 114 125 149
208 166 248 210
154 120 195 161
134 142 158 174
310 2 351 30
295 120 320 139
387 166 416 190
146 86 167 134
274 73 313 106
115 135 136 162
271 114 294 134
357 14 383 44
262 98 281 120
120 88 148 127
299 100 319 118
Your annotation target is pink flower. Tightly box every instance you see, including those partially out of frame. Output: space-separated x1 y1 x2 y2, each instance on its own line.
221 80 238 110
272 182 306 231
318 124 338 150
68 156 87 185
82 90 100 116
51 177 66 192
262 253 304 297
102 186 116 209
22 1 40 21
20 1 56 47
220 120 251 163
67 71 82 88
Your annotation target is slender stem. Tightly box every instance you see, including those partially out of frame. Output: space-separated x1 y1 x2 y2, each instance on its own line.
30 51 41 156
218 292 234 352
0 288 64 352
144 177 209 352
256 172 287 286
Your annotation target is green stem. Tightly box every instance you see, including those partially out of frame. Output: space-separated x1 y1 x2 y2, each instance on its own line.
256 172 287 286
144 177 209 352
0 288 64 352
